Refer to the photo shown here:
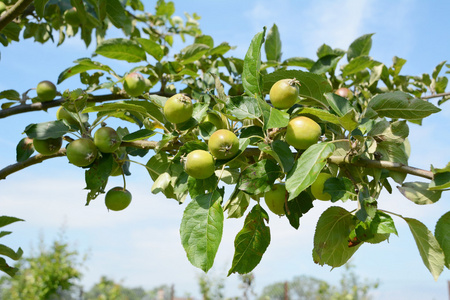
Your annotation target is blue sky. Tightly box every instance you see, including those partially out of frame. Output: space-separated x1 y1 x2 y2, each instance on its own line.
0 0 449 299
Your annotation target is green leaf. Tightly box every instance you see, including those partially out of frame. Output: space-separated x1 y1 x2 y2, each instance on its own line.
285 191 314 229
209 42 232 56
347 33 374 61
57 58 114 84
432 60 447 80
228 204 271 275
122 129 156 142
195 35 214 48
24 121 70 139
429 165 450 190
435 211 450 269
265 24 282 62
243 28 266 97
368 91 441 120
70 0 88 25
0 216 24 228
264 140 294 173
271 140 294 173
237 159 282 196
85 154 113 205
323 177 354 202
136 38 164 61
180 191 224 272
282 57 315 70
225 96 262 120
0 90 21 101
0 244 23 261
263 70 332 108
83 102 148 115
310 55 342 75
1 22 21 41
391 56 407 77
313 206 361 267
286 142 335 200
95 38 146 63
16 137 34 162
106 0 129 29
371 211 398 235
355 187 377 222
262 105 289 131
0 257 19 277
368 119 409 143
403 217 445 281
224 189 250 219
180 44 210 64
376 141 409 183
324 92 352 117
34 0 50 18
342 56 373 76
397 182 442 205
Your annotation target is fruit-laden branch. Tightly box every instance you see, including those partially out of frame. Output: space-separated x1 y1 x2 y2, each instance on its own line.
0 0 33 31
0 141 434 181
0 91 175 119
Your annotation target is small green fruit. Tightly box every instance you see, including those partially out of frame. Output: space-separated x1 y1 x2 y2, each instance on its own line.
269 78 299 109
285 116 321 150
185 149 215 179
36 81 57 102
94 127 121 153
311 173 332 201
123 72 146 97
105 187 132 211
264 184 287 216
66 138 98 167
33 137 63 155
163 94 193 124
208 129 239 160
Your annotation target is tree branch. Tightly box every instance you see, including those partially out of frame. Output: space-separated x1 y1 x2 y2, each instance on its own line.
421 92 450 100
0 149 66 180
0 91 174 119
1 142 435 181
0 0 33 31
327 155 434 180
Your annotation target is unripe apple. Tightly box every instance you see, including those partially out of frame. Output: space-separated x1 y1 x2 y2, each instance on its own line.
105 187 132 211
269 78 300 109
36 81 57 102
285 116 321 150
185 150 215 179
123 72 146 97
163 94 193 124
264 184 287 216
311 173 333 201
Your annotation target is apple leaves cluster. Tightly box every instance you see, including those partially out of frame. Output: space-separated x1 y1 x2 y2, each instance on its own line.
0 1 449 281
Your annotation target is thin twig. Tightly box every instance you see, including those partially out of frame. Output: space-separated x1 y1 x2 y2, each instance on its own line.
421 92 450 100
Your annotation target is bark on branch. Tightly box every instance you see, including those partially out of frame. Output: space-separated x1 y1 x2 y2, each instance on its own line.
0 91 174 119
0 142 434 181
0 0 33 31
